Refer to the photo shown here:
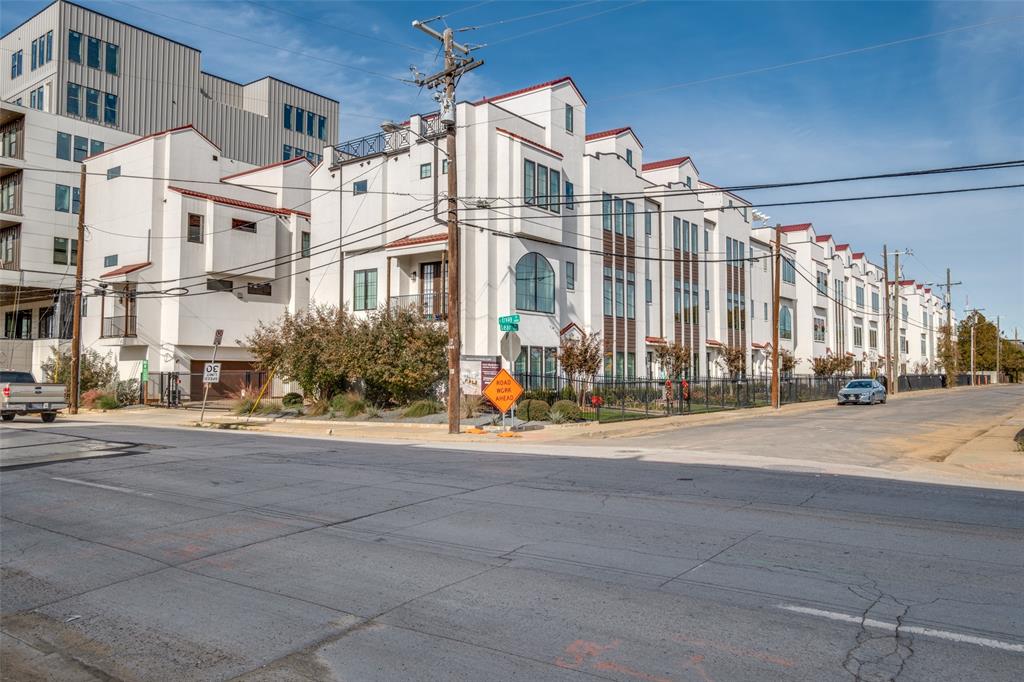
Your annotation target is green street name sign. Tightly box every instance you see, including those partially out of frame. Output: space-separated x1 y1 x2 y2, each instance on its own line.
499 322 519 332
498 314 520 325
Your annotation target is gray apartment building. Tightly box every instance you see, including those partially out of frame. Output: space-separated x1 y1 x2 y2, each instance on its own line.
2 0 339 166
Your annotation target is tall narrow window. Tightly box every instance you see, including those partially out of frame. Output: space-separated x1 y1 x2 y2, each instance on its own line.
615 268 624 317
31 39 38 71
187 214 203 243
644 211 652 236
68 31 82 63
105 43 119 74
625 148 633 167
625 201 635 238
66 83 80 115
103 93 118 125
602 193 612 230
524 160 535 205
283 144 291 160
71 187 80 214
56 132 71 160
566 261 575 290
549 169 560 214
10 50 23 79
301 231 311 257
306 111 315 136
295 107 304 131
564 180 574 209
87 37 101 69
73 136 88 162
318 115 326 139
613 198 623 234
353 269 377 310
54 184 70 212
536 165 548 209
283 104 292 130
672 217 680 249
46 31 53 62
626 271 635 319
565 104 574 133
85 89 100 120
603 267 612 316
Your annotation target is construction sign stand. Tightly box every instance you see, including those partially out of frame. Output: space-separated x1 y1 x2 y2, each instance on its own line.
482 368 523 436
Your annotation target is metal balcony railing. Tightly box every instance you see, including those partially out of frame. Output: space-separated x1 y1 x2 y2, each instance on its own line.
388 293 446 321
332 113 442 163
101 314 137 338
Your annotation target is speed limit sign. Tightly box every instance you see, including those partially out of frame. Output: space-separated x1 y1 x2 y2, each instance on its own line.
202 362 221 384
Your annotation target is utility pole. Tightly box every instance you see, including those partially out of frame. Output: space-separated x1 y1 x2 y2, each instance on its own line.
412 19 483 434
882 245 891 391
893 251 901 391
771 225 781 409
965 308 985 386
69 164 87 414
996 315 1001 382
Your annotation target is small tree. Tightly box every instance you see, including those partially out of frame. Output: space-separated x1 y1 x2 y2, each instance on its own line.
937 323 957 385
41 347 118 392
833 354 855 377
558 330 603 404
247 304 359 402
653 341 690 379
810 353 836 377
717 345 746 379
353 305 448 406
778 348 798 377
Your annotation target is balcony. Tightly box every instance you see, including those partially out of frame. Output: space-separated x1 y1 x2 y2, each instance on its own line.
333 114 441 164
388 293 446 321
101 315 137 338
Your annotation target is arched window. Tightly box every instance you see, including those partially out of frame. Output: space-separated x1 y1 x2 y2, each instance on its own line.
515 253 555 314
779 306 793 340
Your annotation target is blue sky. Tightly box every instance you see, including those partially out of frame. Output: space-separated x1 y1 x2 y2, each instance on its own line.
5 1 1023 333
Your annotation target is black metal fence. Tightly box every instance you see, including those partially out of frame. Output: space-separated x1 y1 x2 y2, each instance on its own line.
512 372 965 424
146 370 284 412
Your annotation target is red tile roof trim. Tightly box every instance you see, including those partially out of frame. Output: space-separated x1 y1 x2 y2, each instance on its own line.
495 128 563 159
220 157 313 181
835 244 849 251
385 233 448 250
168 186 304 217
585 126 643 147
641 156 691 172
85 124 220 161
102 262 151 278
778 223 812 233
815 234 832 242
474 76 587 105
645 336 667 344
560 322 583 336
852 252 865 259
705 339 724 348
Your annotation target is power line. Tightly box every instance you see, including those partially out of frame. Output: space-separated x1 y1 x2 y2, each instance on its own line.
474 1 648 48
457 1 602 32
23 158 1023 204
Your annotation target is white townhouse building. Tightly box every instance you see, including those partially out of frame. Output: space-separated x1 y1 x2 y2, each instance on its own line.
2 0 337 374
1 101 135 375
309 75 775 388
2 0 338 167
751 221 951 376
79 125 312 387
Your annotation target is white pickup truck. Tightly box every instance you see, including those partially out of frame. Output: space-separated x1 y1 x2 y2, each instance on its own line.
1 371 67 423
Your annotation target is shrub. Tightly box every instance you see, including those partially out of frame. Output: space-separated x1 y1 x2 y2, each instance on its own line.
111 378 139 406
557 385 577 403
364 404 382 420
305 399 330 417
550 399 580 422
95 393 120 410
517 399 550 422
233 397 257 415
329 391 366 417
402 399 443 418
282 392 304 408
353 307 448 406
461 394 484 418
41 347 117 394
81 388 105 409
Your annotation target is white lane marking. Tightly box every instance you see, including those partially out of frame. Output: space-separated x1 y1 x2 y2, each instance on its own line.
51 477 153 497
778 604 1024 653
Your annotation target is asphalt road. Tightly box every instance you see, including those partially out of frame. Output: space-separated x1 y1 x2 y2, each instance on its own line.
2 395 1023 681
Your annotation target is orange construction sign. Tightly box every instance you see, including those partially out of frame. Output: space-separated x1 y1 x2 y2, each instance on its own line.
482 368 523 414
